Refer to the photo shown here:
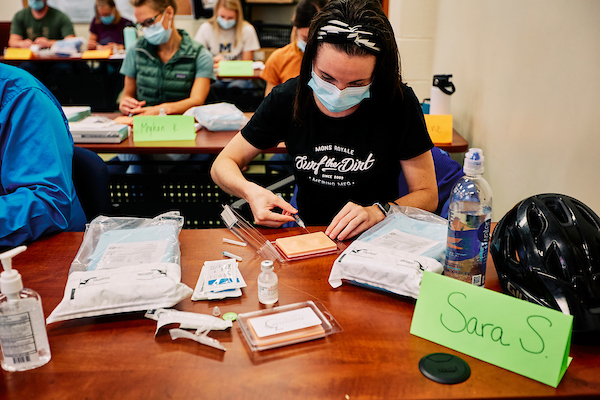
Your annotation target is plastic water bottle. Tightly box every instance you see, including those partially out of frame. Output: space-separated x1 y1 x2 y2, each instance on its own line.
444 148 492 287
257 260 278 305
0 246 51 371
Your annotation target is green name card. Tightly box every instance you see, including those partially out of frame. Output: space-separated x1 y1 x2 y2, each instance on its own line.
218 60 254 77
133 115 196 142
410 272 573 387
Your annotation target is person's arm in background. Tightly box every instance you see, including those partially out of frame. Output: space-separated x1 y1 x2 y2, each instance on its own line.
8 13 33 48
241 22 260 61
0 75 85 246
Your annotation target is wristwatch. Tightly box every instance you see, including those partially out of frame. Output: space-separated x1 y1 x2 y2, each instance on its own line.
373 202 391 217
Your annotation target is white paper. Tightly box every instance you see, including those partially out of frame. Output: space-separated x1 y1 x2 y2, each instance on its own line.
96 240 169 269
369 229 441 254
249 307 322 338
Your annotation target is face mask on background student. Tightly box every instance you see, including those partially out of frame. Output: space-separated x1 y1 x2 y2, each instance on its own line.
308 69 371 113
101 13 115 25
28 0 45 11
143 14 172 46
297 38 306 52
217 16 236 30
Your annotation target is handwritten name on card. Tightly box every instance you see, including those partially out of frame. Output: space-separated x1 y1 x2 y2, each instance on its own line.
424 114 453 144
410 272 573 387
133 115 196 142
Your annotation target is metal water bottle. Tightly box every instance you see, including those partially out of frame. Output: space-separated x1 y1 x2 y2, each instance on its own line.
430 74 456 115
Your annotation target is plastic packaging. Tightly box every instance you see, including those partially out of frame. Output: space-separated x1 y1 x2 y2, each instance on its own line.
444 148 493 286
184 103 249 131
237 300 342 351
0 246 51 372
47 212 192 323
329 206 445 298
258 260 278 305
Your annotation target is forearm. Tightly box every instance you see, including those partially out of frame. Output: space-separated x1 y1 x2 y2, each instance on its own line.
394 187 438 212
210 152 261 201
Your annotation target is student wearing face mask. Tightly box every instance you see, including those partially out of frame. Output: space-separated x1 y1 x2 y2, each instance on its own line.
261 0 328 97
211 0 437 241
88 0 134 51
8 0 75 49
117 0 214 174
193 0 259 90
119 0 214 116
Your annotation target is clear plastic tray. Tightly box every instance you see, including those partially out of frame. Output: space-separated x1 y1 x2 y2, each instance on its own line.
237 301 342 352
220 205 345 263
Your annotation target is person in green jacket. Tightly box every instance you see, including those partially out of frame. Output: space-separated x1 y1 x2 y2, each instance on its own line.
8 0 75 49
119 0 214 116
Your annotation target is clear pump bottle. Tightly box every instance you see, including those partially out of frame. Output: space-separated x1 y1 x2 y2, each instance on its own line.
257 260 278 305
0 246 51 372
444 148 493 287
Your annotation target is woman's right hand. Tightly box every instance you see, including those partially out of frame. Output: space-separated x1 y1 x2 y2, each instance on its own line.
119 96 146 115
246 186 297 228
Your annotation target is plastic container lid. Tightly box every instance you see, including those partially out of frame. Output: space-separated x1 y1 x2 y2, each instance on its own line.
419 353 471 384
463 148 485 175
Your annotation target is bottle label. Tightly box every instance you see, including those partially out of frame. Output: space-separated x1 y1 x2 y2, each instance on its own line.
0 311 41 366
445 211 491 286
258 283 279 304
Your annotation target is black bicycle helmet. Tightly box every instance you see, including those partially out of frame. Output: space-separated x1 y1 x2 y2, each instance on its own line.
490 193 600 334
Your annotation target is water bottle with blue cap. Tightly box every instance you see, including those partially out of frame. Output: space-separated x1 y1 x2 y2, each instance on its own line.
444 148 493 287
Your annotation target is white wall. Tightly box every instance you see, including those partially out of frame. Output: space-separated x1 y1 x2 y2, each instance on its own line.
431 0 600 219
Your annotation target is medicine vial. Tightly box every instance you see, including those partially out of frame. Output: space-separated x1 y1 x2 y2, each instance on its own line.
257 260 278 305
0 246 51 372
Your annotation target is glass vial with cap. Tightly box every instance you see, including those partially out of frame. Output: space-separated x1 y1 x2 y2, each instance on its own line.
0 246 51 372
257 260 278 305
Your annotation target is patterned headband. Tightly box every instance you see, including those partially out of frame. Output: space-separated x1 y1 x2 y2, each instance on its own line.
317 20 381 53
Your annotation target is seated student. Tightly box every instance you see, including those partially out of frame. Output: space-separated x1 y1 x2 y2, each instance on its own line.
261 0 328 97
193 0 260 90
8 0 75 49
117 0 214 173
88 0 134 51
0 64 87 247
211 0 437 241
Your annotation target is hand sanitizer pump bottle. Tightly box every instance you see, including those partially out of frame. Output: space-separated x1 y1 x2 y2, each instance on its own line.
444 148 493 287
0 246 51 371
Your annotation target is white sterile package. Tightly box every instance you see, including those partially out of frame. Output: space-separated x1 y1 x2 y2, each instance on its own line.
192 259 247 300
328 206 445 299
47 212 193 324
184 102 249 131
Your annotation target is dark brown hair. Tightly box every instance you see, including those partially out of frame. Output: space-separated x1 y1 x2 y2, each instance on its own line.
293 0 402 123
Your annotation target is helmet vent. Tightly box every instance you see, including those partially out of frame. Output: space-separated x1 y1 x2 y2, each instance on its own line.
574 202 600 230
527 206 546 239
545 199 569 224
545 242 570 281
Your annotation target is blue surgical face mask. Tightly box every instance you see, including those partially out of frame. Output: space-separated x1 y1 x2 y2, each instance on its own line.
297 38 306 52
100 13 115 25
142 14 172 46
307 69 371 113
217 16 236 30
28 0 45 11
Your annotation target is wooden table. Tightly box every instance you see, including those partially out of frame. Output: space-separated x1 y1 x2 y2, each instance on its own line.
2 227 599 399
78 113 468 154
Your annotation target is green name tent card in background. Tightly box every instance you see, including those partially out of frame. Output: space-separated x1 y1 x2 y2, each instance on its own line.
218 60 254 77
133 115 196 142
410 272 573 388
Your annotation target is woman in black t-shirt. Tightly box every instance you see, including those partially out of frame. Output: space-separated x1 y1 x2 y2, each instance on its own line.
211 0 437 241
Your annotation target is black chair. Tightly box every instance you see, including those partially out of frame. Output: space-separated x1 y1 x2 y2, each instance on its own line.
73 147 112 221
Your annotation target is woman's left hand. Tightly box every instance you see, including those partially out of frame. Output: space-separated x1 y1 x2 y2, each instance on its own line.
325 202 386 241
